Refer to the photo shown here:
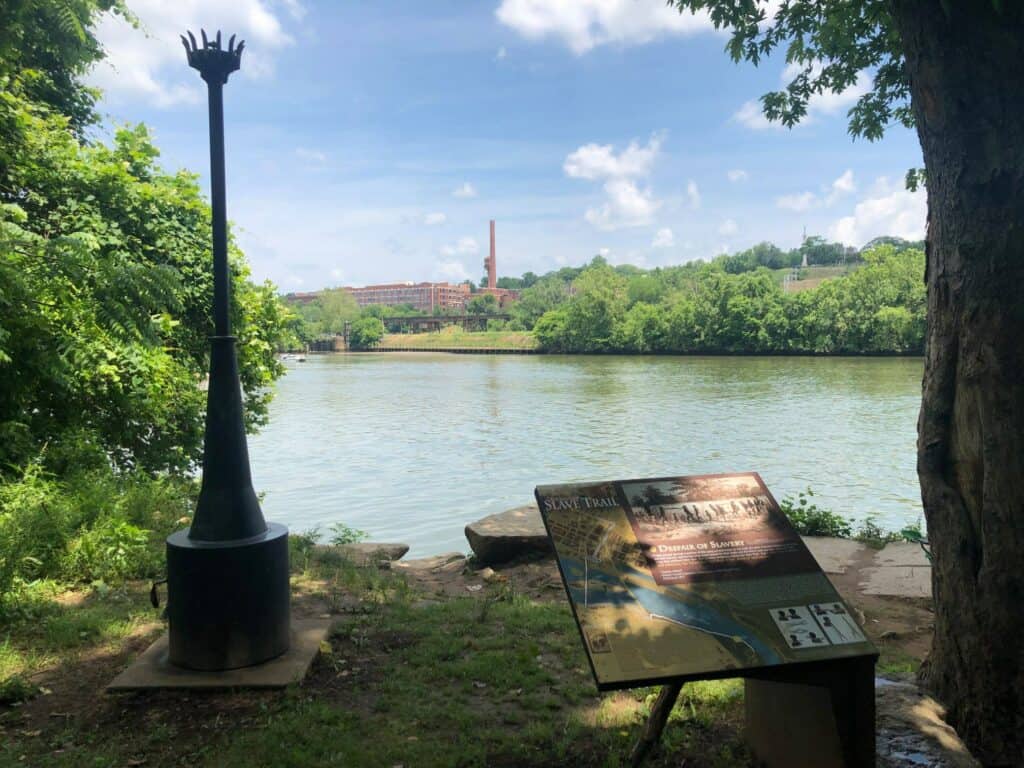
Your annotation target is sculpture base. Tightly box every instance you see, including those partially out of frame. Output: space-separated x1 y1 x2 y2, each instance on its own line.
166 523 290 671
107 619 328 692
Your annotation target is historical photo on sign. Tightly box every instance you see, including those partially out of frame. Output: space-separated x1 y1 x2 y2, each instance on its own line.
620 474 821 585
536 472 876 690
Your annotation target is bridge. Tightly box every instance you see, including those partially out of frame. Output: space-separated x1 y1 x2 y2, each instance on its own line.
307 314 513 352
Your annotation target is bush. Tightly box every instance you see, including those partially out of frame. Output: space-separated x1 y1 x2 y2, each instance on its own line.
778 488 853 538
62 518 154 583
0 462 195 607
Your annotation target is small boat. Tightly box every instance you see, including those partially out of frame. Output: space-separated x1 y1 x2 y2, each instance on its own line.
296 355 307 362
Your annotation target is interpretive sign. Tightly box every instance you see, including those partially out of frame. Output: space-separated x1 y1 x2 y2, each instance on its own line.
535 472 875 691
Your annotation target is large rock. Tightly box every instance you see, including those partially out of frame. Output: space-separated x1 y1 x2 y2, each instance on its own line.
800 536 870 575
464 504 553 565
312 542 409 567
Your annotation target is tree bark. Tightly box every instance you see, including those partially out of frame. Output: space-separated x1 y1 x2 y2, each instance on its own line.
890 3 1024 764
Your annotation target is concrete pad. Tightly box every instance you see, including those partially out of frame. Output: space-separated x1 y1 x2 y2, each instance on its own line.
106 619 331 692
394 552 467 572
800 536 870 574
464 504 553 565
313 542 409 567
872 542 931 568
859 566 932 599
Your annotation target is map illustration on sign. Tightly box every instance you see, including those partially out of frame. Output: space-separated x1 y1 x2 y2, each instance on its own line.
535 472 876 690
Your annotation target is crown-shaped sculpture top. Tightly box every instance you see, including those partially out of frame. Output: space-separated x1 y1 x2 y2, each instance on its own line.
181 30 244 84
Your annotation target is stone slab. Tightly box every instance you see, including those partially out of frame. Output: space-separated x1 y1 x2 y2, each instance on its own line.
464 504 553 565
859 566 932 599
872 542 931 568
106 619 331 692
313 542 409 567
800 536 870 574
394 552 467 572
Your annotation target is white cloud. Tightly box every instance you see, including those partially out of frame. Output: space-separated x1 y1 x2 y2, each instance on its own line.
830 177 926 247
422 212 447 226
686 180 700 209
295 147 326 163
652 227 674 248
777 170 856 211
496 0 714 55
563 134 662 179
434 260 471 282
584 179 660 230
453 182 478 198
565 134 665 230
827 169 855 199
718 218 738 236
776 191 818 212
88 1 300 107
727 169 749 182
734 62 872 131
440 236 480 256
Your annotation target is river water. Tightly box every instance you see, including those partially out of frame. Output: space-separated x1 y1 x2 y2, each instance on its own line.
248 353 924 557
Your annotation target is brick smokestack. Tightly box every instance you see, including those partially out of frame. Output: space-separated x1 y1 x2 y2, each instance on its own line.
486 219 497 290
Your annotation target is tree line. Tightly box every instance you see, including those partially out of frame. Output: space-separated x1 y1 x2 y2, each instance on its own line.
523 244 924 354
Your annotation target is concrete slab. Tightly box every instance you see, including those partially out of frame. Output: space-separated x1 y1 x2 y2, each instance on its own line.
313 542 409 567
872 542 931 568
106 619 331 692
464 504 553 565
394 552 467 572
800 536 870 574
859 566 932 599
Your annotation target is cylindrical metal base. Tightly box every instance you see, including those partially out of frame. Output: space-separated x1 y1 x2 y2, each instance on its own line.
166 523 290 670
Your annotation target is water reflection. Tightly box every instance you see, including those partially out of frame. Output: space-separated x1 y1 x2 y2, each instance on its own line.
249 353 924 557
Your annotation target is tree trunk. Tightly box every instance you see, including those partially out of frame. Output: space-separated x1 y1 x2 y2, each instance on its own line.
890 3 1024 764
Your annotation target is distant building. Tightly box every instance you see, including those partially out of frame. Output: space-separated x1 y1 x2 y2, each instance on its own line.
345 281 470 313
283 219 519 311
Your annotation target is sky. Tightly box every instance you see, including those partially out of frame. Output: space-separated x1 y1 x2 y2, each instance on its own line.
87 0 926 292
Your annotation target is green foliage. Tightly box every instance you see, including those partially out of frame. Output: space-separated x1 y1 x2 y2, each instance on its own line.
0 460 195 608
328 522 368 546
530 245 925 354
670 0 910 142
61 517 153 583
0 673 35 705
347 316 384 349
778 488 853 538
467 293 499 315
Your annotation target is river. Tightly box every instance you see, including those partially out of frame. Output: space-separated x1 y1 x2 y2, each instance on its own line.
248 353 924 557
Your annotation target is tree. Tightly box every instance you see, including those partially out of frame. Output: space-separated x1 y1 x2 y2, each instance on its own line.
671 1 1024 759
317 289 360 334
347 316 383 350
467 293 499 315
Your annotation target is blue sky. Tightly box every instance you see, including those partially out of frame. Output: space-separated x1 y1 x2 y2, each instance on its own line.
89 0 925 292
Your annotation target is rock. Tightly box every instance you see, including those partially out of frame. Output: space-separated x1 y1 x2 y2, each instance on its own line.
873 542 931 567
480 567 506 584
464 504 553 565
312 542 409 567
395 552 467 572
876 679 979 767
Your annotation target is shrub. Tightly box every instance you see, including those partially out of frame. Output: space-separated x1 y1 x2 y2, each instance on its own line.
328 522 367 546
778 488 853 538
62 518 154 583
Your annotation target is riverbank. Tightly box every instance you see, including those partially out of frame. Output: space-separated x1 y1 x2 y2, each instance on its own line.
379 327 538 351
0 535 973 768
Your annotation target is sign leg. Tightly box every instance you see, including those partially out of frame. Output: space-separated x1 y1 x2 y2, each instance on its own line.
629 681 683 767
745 656 875 767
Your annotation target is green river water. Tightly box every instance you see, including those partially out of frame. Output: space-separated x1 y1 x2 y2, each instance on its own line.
248 353 924 557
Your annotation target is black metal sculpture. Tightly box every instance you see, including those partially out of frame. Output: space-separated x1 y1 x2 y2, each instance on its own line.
165 30 290 671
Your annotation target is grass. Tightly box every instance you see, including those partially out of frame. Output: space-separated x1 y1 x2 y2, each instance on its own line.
380 326 538 350
0 553 753 768
772 265 856 292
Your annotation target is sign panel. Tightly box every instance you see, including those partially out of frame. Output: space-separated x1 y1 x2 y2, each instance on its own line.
535 472 876 690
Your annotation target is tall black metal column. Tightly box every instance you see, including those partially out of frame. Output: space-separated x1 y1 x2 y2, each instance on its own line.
166 30 290 671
